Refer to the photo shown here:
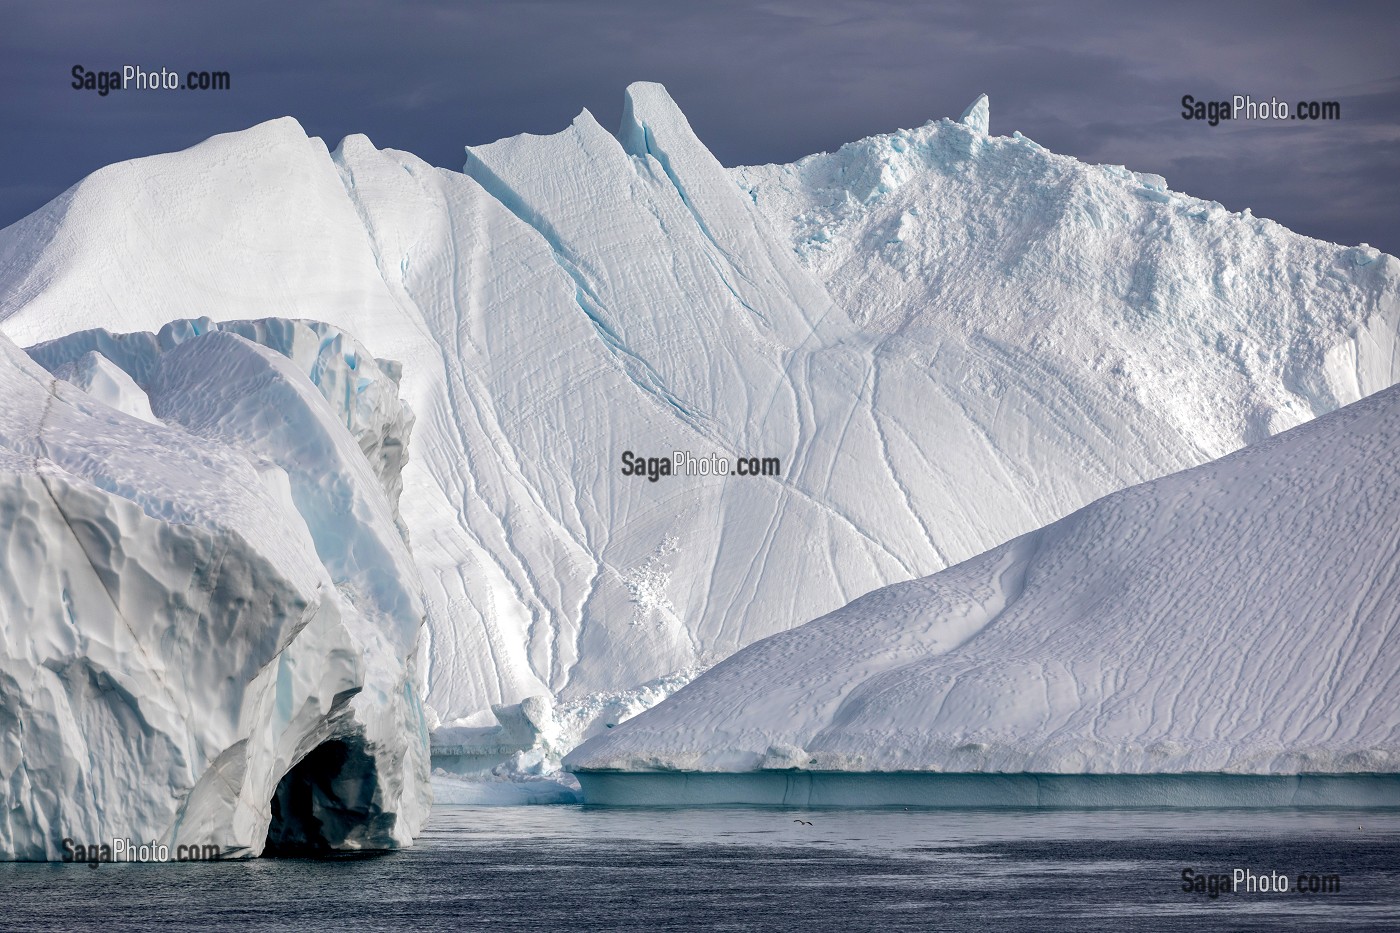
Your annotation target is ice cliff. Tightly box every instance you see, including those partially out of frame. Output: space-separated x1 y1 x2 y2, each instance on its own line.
567 382 1400 778
0 321 429 860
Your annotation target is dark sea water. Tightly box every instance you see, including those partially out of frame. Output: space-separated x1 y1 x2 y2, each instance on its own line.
1 806 1396 931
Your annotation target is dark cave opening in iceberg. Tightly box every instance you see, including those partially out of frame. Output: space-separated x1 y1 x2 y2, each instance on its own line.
263 736 395 857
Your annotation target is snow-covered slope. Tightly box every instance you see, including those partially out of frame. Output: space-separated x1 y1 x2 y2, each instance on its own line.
567 383 1400 777
0 323 430 861
1 84 1397 737
0 118 401 343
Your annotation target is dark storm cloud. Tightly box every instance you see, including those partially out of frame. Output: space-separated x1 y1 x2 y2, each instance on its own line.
2 1 1396 251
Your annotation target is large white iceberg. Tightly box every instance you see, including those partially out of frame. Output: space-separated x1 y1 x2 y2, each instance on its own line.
0 83 1397 748
566 382 1400 799
0 320 430 860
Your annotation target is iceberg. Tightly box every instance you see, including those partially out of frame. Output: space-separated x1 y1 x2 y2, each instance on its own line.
0 322 429 860
0 82 1397 785
566 383 1400 803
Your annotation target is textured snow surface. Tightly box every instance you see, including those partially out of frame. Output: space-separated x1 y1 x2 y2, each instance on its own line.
29 317 417 526
0 323 429 860
2 85 1398 737
733 99 1400 455
567 385 1400 776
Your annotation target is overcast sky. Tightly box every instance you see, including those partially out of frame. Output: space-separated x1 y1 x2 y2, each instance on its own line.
3 1 1397 252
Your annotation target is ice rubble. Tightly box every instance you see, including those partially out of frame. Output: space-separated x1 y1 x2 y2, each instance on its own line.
567 383 1400 793
0 84 1397 757
732 101 1400 454
0 322 429 860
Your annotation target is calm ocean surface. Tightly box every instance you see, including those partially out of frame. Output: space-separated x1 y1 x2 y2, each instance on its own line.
1 806 1396 931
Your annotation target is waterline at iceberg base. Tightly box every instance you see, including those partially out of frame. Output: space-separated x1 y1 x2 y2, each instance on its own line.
571 771 1400 808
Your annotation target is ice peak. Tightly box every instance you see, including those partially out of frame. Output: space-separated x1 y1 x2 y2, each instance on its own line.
959 94 989 135
202 115 315 152
624 80 676 108
618 81 691 157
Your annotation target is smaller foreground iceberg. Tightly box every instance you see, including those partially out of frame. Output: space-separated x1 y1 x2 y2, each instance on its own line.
0 319 429 860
